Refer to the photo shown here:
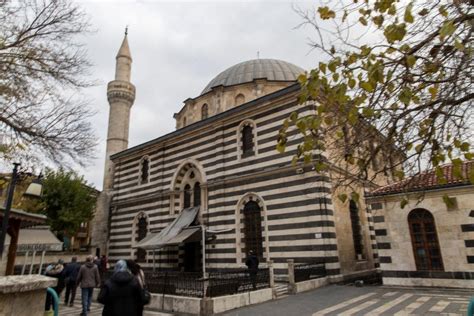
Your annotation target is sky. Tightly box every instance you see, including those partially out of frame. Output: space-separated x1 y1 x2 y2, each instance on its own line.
74 0 323 190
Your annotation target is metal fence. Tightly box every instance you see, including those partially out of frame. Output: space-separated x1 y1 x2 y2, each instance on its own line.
294 263 326 282
146 271 204 298
207 268 270 297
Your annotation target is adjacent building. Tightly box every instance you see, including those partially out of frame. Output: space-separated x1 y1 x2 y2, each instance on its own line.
367 161 474 288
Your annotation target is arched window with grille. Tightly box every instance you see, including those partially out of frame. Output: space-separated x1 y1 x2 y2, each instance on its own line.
349 200 363 259
408 209 444 271
139 156 150 184
242 125 254 157
193 182 201 207
136 215 148 262
243 201 263 258
201 104 208 120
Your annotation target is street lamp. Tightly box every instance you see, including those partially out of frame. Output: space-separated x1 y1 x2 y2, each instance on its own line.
0 163 43 258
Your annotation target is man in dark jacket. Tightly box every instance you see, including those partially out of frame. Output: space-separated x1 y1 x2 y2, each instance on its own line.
98 259 144 316
63 256 81 306
245 250 259 290
77 255 101 316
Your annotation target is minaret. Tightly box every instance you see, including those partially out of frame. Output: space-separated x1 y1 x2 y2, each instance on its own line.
91 29 136 256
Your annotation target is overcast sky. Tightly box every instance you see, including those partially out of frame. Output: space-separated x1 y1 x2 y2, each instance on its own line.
75 0 322 190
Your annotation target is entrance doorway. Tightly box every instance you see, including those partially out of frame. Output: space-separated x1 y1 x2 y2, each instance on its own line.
183 241 201 272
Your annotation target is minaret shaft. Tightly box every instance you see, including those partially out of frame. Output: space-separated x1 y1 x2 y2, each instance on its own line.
91 33 135 256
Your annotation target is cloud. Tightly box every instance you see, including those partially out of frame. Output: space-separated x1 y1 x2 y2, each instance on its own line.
75 1 320 190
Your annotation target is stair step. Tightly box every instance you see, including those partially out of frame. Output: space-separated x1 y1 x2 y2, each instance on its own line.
144 311 174 316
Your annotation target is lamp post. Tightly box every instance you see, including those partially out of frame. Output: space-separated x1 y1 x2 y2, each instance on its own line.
0 163 20 258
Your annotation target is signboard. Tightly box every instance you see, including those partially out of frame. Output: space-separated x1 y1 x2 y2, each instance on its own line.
17 243 63 252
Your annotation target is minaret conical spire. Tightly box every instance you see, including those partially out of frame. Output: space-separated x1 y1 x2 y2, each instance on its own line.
114 28 132 81
116 28 132 60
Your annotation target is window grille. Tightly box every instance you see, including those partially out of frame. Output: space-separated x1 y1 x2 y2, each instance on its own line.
136 216 147 262
241 125 254 157
184 184 191 209
140 158 149 183
193 182 201 207
408 209 444 271
349 200 363 258
243 201 263 258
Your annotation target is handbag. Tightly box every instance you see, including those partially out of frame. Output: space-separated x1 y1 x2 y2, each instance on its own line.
141 287 151 305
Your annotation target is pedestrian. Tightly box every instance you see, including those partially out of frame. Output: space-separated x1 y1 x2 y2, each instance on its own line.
126 259 150 311
245 250 259 290
63 256 81 306
44 259 66 312
94 256 101 268
98 259 144 316
99 255 108 285
77 255 101 316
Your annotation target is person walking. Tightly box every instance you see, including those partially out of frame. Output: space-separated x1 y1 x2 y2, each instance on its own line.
98 259 144 316
44 259 66 312
77 255 101 316
245 250 259 290
63 256 81 306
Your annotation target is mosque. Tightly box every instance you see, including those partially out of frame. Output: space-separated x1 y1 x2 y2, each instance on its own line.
90 33 392 280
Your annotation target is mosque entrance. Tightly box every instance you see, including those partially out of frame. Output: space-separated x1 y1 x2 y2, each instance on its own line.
183 241 201 272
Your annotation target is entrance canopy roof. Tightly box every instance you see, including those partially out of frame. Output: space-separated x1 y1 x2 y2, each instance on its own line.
134 206 200 250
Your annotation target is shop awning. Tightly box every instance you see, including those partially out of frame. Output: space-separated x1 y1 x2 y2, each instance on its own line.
5 225 63 252
134 206 199 250
165 226 201 245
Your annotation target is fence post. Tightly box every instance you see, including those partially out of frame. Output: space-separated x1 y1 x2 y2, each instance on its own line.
287 259 296 294
201 277 213 316
268 260 276 299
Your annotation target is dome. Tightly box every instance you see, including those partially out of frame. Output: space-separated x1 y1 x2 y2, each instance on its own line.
201 59 305 95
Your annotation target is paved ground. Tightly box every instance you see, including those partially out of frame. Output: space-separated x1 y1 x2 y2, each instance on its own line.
52 285 471 315
221 285 472 316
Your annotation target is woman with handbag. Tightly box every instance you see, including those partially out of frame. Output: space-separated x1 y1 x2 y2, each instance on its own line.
126 259 151 310
98 260 144 316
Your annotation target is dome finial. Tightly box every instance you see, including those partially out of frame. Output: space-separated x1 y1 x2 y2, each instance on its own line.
125 25 128 36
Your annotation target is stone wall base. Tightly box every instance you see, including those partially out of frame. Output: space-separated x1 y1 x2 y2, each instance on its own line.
383 277 474 289
146 288 273 315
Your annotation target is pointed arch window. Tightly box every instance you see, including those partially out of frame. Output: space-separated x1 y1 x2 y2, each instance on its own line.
242 125 254 157
408 209 444 271
139 156 150 184
201 104 208 120
136 216 148 262
243 201 263 258
350 200 363 259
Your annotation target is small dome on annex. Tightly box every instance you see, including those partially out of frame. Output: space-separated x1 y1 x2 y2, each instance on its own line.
201 59 305 95
175 58 306 129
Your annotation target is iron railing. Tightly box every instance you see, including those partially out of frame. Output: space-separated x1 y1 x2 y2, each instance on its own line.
294 263 326 282
102 268 270 298
207 268 270 297
146 271 205 298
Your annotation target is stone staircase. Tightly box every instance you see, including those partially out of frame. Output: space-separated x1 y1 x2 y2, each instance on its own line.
274 282 289 299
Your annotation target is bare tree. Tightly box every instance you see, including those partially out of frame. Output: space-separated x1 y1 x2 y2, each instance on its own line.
278 0 474 198
0 0 96 166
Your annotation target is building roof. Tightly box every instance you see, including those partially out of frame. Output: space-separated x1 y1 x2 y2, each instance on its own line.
368 161 473 196
201 59 304 95
0 207 47 228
